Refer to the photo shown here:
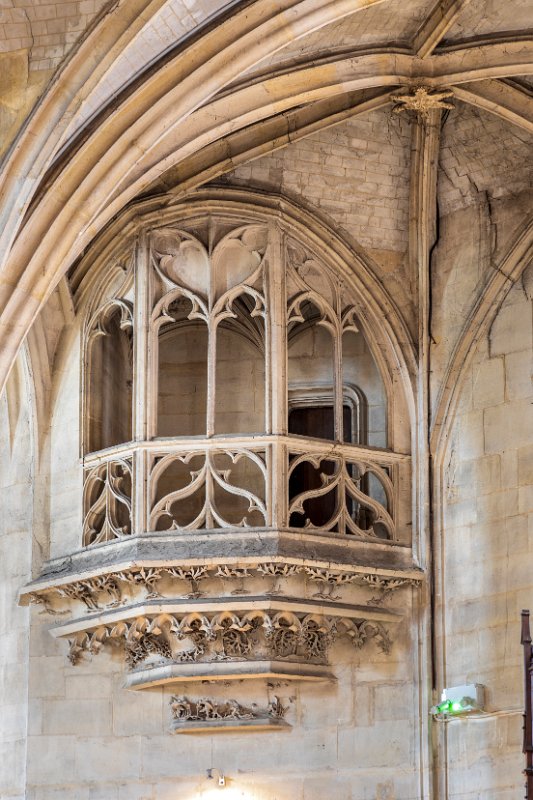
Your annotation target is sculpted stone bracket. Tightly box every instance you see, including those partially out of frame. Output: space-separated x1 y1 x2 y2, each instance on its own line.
169 695 291 733
391 86 454 120
21 539 422 693
46 597 399 689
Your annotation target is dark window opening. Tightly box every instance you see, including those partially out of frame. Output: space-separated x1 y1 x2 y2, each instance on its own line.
288 404 351 529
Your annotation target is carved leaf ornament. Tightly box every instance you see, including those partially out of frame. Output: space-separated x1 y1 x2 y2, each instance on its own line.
29 562 418 618
86 298 134 341
66 609 391 669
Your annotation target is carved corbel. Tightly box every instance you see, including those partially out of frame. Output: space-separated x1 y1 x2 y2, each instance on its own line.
391 86 454 120
59 608 393 672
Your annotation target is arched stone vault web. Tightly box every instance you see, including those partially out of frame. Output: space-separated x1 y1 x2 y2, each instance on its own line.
0 0 533 396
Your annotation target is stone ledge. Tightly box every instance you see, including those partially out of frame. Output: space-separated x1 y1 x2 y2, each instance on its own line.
19 528 422 603
126 660 335 689
170 717 292 733
47 595 401 638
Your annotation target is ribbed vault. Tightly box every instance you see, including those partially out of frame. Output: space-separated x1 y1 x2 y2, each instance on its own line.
0 0 532 403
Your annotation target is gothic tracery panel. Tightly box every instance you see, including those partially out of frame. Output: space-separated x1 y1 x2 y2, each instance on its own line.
149 447 268 531
82 457 132 546
288 448 395 539
79 220 404 544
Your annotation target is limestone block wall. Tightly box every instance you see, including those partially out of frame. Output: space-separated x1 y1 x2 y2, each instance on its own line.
431 100 533 415
0 356 34 800
223 110 415 335
25 606 421 800
0 0 112 157
437 263 533 799
49 331 83 560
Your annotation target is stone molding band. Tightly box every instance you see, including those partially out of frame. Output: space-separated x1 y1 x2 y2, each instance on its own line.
26 561 422 615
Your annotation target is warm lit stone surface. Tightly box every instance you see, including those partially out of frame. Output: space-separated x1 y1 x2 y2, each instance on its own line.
0 1 532 798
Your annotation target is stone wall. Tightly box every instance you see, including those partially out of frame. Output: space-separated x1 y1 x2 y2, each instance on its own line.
49 330 83 561
437 262 533 799
25 605 420 799
223 109 415 335
0 355 34 800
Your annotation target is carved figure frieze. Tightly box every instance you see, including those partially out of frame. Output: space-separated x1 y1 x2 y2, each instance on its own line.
170 695 288 723
64 609 392 670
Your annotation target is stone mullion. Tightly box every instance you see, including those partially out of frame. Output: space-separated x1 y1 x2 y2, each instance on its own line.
206 318 218 438
266 224 288 530
264 444 274 527
271 441 288 529
132 232 151 534
206 232 217 438
266 223 287 436
333 319 344 443
133 231 152 441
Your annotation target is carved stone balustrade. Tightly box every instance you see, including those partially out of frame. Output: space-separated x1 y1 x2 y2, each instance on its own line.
21 436 418 691
80 435 410 544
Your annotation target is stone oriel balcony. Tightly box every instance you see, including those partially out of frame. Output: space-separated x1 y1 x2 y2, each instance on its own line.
19 433 420 691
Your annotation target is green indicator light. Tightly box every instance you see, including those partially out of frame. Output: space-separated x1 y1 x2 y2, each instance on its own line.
431 686 482 718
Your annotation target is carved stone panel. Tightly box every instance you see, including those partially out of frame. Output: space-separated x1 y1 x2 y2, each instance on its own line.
169 694 290 733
